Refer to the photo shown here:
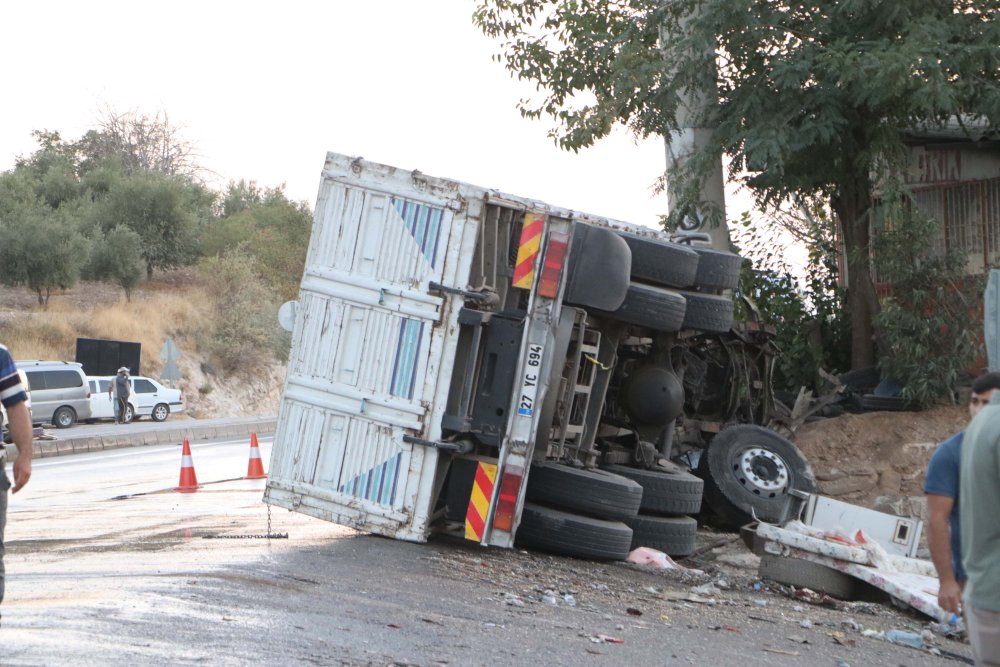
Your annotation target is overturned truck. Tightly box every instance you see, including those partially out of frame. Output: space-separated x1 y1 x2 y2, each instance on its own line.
264 153 816 560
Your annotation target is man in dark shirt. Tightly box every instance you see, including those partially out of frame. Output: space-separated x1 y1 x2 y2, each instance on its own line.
924 372 1000 616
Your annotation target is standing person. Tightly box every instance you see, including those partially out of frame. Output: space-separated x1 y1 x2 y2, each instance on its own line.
109 367 132 424
1 343 33 623
960 389 1000 665
925 372 1000 616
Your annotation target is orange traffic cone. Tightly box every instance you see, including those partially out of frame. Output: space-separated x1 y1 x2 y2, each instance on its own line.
245 432 267 480
175 438 200 493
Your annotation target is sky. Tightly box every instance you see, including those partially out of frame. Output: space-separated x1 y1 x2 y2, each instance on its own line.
0 1 760 229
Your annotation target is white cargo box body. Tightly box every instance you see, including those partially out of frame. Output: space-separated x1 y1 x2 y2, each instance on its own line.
264 155 485 541
265 153 668 544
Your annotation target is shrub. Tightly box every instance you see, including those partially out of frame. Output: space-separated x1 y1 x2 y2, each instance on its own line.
873 203 981 406
199 247 281 373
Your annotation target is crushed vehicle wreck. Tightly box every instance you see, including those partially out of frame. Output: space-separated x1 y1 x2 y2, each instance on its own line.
264 153 817 559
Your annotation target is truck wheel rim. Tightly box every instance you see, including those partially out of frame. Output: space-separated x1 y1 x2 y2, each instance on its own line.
732 446 788 496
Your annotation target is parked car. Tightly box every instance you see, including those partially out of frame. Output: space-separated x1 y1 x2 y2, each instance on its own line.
87 377 137 423
86 375 184 422
16 360 92 428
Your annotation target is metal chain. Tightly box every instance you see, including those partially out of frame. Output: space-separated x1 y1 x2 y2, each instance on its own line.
201 502 288 540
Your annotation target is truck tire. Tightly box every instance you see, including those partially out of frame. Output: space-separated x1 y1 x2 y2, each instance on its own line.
515 503 634 561
526 463 643 521
758 554 859 600
625 514 698 557
691 247 744 291
679 291 735 332
698 425 816 528
616 232 699 288
602 464 703 516
592 283 686 332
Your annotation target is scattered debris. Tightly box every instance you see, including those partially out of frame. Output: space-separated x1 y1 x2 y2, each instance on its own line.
884 629 923 650
787 635 810 644
752 598 768 607
793 588 841 608
799 619 813 629
627 547 705 574
763 648 800 657
690 583 718 596
626 608 643 617
588 634 624 644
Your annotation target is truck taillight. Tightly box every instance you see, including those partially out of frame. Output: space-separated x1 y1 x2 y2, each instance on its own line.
492 465 524 533
537 232 569 299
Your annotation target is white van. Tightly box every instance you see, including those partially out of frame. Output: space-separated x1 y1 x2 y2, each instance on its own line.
17 361 92 428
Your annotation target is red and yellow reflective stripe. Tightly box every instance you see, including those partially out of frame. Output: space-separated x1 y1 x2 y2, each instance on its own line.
511 213 544 289
464 462 498 542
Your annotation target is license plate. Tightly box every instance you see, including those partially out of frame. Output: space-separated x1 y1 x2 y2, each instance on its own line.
517 344 544 417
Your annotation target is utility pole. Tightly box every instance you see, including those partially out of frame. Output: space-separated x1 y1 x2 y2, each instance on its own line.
661 15 731 251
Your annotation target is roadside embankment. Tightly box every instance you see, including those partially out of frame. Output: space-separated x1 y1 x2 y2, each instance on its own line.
6 416 277 459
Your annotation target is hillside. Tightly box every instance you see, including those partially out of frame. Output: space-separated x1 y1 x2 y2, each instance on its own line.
0 269 285 419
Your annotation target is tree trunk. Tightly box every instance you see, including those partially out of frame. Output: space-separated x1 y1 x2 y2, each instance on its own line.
147 263 154 280
831 175 879 370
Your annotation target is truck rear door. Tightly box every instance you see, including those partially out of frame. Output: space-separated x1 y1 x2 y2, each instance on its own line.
264 154 477 542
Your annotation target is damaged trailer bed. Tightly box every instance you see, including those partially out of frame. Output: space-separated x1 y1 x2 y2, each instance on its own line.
753 521 951 623
747 492 954 624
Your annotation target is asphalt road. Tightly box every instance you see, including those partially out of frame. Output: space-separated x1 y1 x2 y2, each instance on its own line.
1 439 973 666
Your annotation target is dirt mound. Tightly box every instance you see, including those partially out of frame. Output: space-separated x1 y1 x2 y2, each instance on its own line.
793 405 967 519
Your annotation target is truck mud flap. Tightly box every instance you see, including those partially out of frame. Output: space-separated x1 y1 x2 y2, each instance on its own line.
563 222 631 312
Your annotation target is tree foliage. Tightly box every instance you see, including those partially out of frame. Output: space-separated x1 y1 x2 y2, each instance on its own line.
0 205 89 305
76 108 200 177
475 0 1000 369
872 199 982 405
202 180 312 301
199 247 282 372
93 171 209 278
0 113 311 373
735 207 850 393
85 225 144 301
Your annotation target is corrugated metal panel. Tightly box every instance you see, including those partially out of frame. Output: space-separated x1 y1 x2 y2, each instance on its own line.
910 177 1000 270
268 155 472 541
